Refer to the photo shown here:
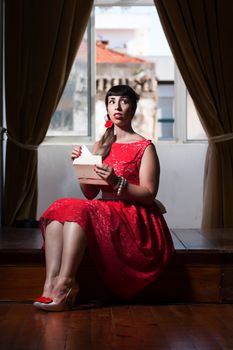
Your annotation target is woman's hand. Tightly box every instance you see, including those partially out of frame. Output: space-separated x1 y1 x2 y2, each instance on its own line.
94 164 119 187
71 146 82 160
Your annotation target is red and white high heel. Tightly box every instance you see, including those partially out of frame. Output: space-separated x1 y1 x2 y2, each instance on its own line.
33 286 79 311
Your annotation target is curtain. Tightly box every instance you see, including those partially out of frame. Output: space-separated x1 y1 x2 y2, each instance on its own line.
154 0 233 228
4 0 93 225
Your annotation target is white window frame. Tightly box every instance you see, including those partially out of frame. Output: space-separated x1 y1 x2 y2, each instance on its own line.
174 66 187 143
43 0 197 145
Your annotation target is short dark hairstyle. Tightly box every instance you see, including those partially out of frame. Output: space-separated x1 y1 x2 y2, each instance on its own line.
105 85 140 116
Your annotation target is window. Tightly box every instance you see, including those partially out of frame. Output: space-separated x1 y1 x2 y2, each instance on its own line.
157 82 174 140
47 31 90 138
94 5 176 141
45 0 207 143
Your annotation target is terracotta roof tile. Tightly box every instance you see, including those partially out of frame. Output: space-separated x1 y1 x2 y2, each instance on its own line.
96 41 145 63
76 41 147 64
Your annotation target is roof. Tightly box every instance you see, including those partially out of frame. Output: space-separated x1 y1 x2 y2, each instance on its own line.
76 40 148 64
96 41 146 63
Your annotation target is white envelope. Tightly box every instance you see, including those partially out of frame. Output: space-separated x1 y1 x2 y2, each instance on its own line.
73 145 108 185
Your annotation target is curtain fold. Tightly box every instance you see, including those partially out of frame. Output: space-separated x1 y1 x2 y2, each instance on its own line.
4 0 93 225
154 0 233 228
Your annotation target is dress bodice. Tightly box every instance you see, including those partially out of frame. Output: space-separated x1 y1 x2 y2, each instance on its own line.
103 139 153 186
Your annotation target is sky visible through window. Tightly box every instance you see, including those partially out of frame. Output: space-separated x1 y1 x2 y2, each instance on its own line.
95 6 172 56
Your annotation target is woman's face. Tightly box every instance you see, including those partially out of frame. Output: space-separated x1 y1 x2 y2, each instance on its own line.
107 95 134 127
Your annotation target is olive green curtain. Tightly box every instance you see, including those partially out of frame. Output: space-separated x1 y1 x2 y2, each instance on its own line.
4 0 93 225
154 0 233 228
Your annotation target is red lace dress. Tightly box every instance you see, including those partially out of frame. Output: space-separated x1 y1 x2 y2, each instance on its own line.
40 140 174 298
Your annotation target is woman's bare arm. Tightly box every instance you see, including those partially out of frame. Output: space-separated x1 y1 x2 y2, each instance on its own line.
119 144 160 205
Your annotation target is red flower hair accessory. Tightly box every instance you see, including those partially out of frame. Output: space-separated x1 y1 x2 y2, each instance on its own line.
105 120 113 128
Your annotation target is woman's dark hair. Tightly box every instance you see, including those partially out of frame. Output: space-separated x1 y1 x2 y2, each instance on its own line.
105 85 139 116
95 85 140 157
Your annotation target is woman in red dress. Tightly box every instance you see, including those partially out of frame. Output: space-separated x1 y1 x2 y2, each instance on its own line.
34 85 174 311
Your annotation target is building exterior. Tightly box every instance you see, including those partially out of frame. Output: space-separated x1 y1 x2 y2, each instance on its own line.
95 40 157 140
49 39 158 140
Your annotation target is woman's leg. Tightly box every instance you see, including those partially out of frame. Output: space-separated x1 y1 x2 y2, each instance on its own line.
42 221 63 296
52 222 87 301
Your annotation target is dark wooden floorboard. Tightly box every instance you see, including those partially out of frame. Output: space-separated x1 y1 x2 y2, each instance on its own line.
150 305 198 349
90 307 113 349
0 304 43 350
0 303 233 349
111 305 136 349
12 305 46 350
173 305 222 349
37 311 71 350
189 304 233 348
66 309 92 349
130 305 170 349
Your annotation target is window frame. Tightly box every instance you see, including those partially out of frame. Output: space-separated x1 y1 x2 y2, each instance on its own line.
174 66 187 143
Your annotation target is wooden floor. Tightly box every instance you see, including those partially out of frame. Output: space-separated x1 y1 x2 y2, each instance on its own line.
0 228 233 349
0 303 233 349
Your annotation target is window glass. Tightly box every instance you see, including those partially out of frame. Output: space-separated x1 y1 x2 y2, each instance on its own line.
47 32 89 136
156 83 174 139
95 6 175 141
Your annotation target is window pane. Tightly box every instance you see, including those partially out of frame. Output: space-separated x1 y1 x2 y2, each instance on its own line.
95 6 175 141
157 82 174 140
47 33 89 136
187 91 207 140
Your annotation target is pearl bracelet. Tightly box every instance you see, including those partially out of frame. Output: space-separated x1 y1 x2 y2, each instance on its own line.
117 176 128 196
113 176 122 190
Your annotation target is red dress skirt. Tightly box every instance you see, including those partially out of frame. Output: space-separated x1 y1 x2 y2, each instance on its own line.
40 140 174 298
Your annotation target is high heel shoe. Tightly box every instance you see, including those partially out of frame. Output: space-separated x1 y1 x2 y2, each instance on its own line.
33 287 79 312
33 296 54 309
